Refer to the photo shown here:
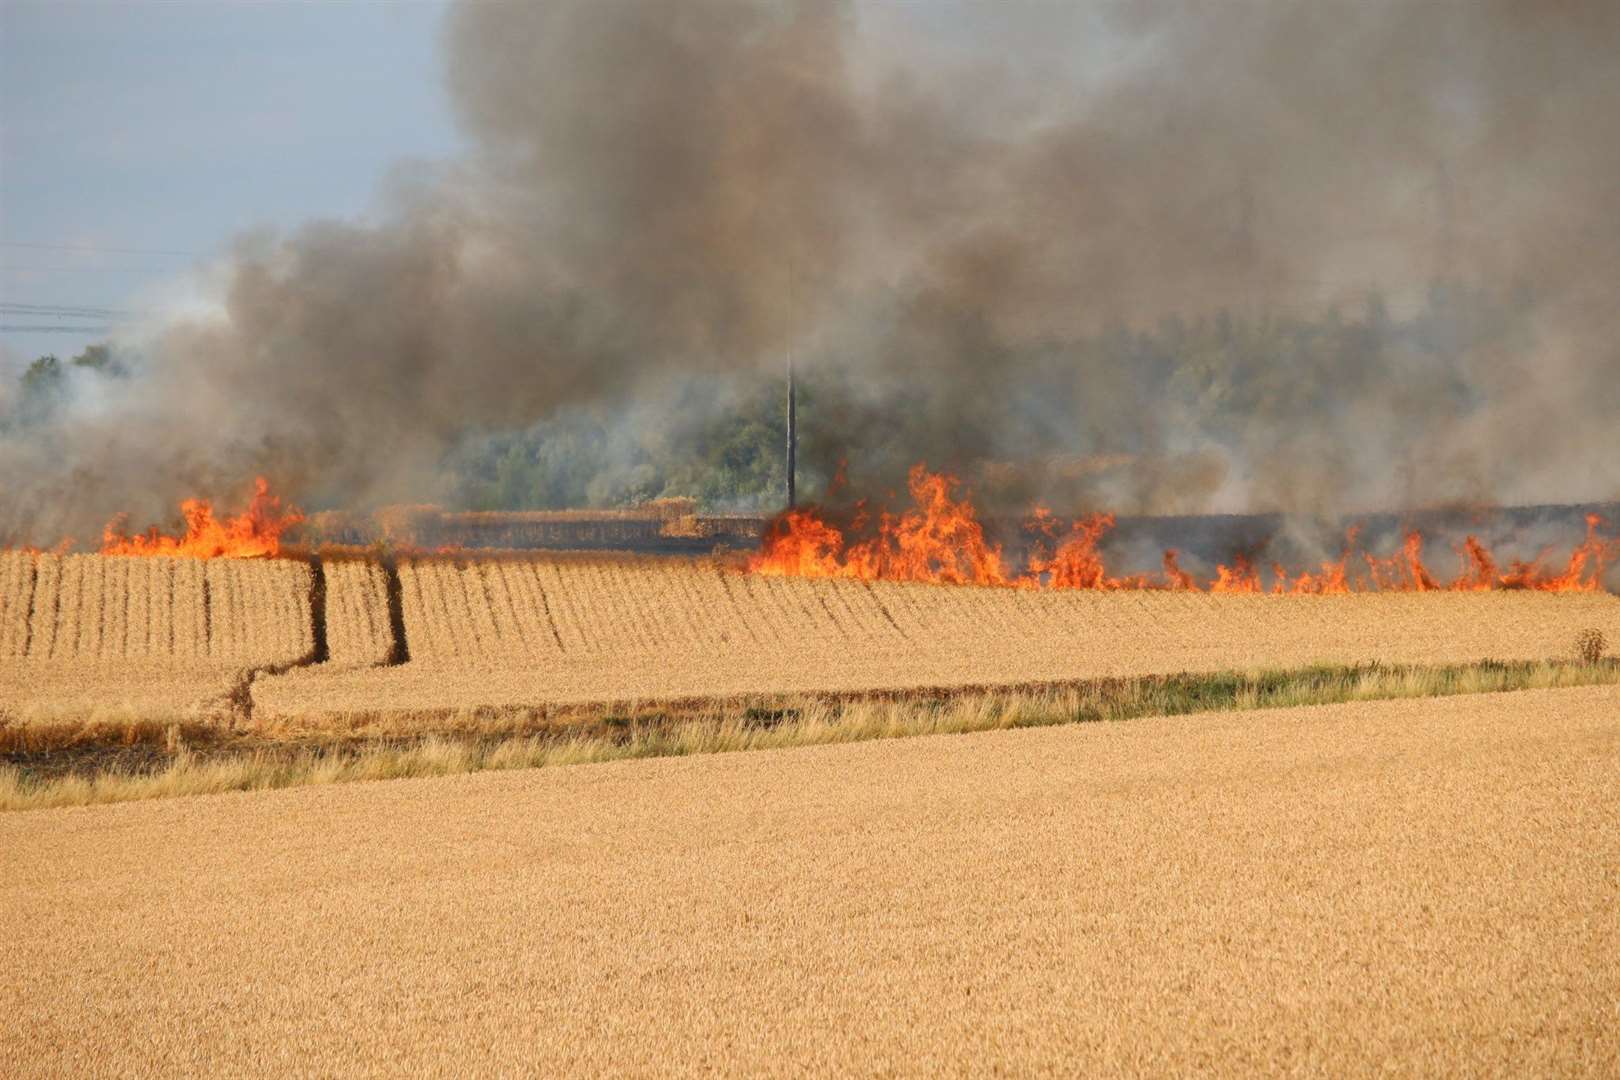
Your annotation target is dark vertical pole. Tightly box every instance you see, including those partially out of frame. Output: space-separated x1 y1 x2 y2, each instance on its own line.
786 357 797 509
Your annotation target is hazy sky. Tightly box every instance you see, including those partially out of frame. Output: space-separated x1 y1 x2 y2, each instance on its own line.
3 0 1617 531
0 0 1111 376
0 0 460 372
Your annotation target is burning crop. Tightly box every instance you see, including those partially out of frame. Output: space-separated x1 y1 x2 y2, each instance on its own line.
26 459 1616 596
100 477 303 560
749 466 1620 594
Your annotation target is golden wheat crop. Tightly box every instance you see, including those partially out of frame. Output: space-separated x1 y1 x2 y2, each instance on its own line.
394 554 910 664
321 559 393 667
0 551 34 659
0 554 313 724
4 685 1616 1076
203 558 313 664
252 553 1620 725
244 559 396 714
0 661 256 728
10 550 1620 730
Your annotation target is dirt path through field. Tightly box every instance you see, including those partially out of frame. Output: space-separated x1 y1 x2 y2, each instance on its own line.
3 685 1617 1076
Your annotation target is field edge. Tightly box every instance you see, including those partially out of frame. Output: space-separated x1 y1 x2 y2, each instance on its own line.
5 656 1618 812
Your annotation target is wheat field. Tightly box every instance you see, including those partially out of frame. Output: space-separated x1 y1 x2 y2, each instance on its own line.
319 558 393 667
5 550 1620 729
251 553 1620 726
3 684 1615 1076
0 552 312 723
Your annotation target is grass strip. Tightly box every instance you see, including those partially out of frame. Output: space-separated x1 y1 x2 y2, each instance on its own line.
3 657 1618 812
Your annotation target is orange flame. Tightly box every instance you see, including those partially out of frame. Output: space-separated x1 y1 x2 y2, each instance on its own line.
749 464 1617 594
749 467 1013 585
844 465 1014 585
1362 531 1440 592
101 477 303 558
1454 536 1498 591
1163 549 1197 591
1465 513 1616 592
1030 512 1148 590
1211 554 1263 593
751 508 847 578
1287 526 1358 594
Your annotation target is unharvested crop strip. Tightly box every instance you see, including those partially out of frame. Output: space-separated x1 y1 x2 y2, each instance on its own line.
117 558 130 659
490 562 536 658
42 558 63 659
823 577 881 639
427 563 459 660
670 562 711 646
161 559 174 657
225 558 326 722
18 554 38 660
530 568 565 653
711 564 763 646
816 586 842 637
401 561 435 660
861 580 909 640
480 563 511 647
469 564 502 654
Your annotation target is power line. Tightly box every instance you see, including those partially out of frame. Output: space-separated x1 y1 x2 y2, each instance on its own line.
0 325 115 334
0 240 198 258
0 265 182 274
0 303 136 319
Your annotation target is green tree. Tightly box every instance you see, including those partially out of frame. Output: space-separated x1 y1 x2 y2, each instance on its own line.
18 354 65 416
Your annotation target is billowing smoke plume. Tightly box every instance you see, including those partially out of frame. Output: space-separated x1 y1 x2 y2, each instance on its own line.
3 0 1618 544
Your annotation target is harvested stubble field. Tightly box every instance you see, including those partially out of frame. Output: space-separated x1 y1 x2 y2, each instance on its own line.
251 552 1620 729
3 685 1616 1076
0 552 312 731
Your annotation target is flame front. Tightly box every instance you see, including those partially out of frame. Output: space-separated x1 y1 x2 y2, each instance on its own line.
101 477 303 558
752 465 1012 586
749 466 1618 593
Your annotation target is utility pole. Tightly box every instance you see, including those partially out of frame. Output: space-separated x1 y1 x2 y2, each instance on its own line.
785 356 797 509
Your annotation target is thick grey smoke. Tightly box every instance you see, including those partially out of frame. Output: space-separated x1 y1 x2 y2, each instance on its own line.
3 0 1618 544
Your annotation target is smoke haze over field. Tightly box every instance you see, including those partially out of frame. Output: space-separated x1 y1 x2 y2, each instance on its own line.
3 0 1618 544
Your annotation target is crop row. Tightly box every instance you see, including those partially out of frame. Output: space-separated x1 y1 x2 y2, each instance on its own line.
6 551 1620 730
252 554 1620 727
1 552 314 722
0 552 312 664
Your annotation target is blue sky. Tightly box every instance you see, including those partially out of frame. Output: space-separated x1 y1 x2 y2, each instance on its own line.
0 0 460 372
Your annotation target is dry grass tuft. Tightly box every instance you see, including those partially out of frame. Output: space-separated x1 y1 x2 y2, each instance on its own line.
1576 626 1608 663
